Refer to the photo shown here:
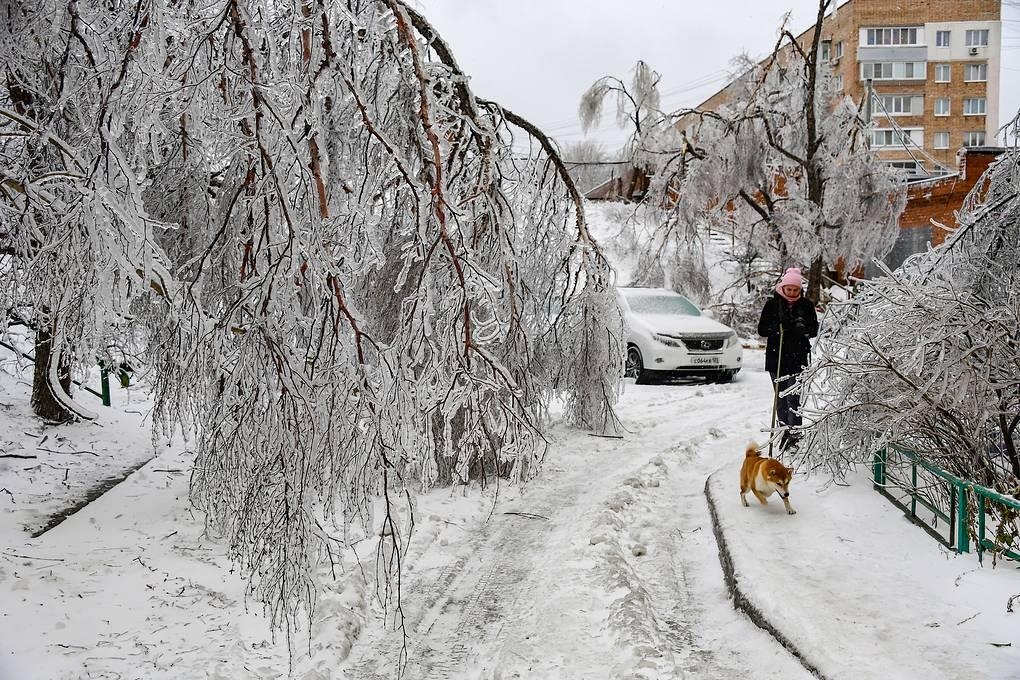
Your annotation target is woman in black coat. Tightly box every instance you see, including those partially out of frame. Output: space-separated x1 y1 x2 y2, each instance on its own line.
757 268 819 449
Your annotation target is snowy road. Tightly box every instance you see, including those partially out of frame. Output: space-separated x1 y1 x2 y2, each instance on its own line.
0 354 819 680
342 361 814 680
10 351 1013 680
6 349 1018 679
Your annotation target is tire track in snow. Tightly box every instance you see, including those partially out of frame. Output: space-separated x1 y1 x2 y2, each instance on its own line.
619 432 814 680
344 375 788 679
343 473 589 680
414 553 530 677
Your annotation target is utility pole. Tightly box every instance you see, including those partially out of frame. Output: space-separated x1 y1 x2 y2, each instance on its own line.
863 78 874 148
863 78 873 125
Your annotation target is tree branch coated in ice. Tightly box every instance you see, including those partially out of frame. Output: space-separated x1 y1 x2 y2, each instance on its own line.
0 0 624 638
798 118 1020 556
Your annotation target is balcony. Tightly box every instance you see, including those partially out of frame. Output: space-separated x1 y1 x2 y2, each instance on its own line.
857 45 929 62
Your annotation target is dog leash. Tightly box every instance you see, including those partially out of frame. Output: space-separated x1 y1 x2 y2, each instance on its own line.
768 323 784 459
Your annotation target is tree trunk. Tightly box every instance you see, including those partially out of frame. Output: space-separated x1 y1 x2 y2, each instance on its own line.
997 413 1020 482
31 324 73 423
806 255 825 305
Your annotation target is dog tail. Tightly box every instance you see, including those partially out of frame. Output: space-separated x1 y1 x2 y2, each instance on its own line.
745 442 760 458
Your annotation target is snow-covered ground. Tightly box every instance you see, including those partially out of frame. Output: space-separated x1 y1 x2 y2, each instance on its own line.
3 345 1018 680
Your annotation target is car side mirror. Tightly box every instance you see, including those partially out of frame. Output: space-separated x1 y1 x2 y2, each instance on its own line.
702 309 715 319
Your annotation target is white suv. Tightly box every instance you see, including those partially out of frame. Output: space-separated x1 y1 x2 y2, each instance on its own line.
618 287 742 383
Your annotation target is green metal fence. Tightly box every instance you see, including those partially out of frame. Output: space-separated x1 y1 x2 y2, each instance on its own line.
873 444 1020 563
0 339 118 407
80 365 113 407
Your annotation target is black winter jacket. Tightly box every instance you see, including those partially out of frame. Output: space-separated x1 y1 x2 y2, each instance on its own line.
757 293 819 376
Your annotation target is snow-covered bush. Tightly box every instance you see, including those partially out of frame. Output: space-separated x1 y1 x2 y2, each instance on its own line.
799 128 1020 554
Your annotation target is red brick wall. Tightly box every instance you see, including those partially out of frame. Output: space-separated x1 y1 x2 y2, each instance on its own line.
902 147 999 245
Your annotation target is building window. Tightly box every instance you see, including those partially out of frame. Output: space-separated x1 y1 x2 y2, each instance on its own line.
964 98 987 115
963 131 986 147
934 98 950 116
835 41 844 59
866 27 920 46
934 64 951 82
934 132 950 149
965 29 990 47
863 62 891 79
861 62 926 80
872 130 897 147
886 161 920 175
833 74 844 90
820 40 831 63
880 95 920 115
936 30 951 47
965 63 988 82
871 128 921 148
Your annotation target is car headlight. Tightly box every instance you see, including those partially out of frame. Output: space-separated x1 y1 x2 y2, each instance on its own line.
654 333 684 348
726 332 739 348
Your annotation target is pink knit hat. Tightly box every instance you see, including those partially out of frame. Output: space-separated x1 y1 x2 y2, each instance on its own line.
775 268 803 300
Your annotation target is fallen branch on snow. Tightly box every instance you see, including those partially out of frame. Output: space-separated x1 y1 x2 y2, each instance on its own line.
37 447 98 456
2 551 65 561
503 511 550 521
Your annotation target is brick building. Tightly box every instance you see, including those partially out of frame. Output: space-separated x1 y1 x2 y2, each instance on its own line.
809 0 1002 178
872 145 1003 275
693 0 1003 179
590 0 1003 195
686 0 1005 273
585 1 1005 277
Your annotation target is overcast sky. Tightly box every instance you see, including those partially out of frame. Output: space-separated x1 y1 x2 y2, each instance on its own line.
416 0 1020 152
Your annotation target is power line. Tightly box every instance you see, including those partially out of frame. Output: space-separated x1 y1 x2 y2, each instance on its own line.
562 159 631 166
531 68 732 136
869 93 952 175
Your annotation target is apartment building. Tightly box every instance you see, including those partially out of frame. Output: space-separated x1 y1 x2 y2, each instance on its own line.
689 0 1002 179
814 0 1001 177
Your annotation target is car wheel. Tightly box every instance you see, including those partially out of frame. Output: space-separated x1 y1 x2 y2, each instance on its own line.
625 345 648 384
711 370 734 384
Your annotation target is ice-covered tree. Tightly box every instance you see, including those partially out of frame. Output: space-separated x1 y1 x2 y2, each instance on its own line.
671 1 906 303
579 59 668 201
1 0 623 635
0 1 179 422
561 139 618 195
580 0 906 307
579 59 663 153
798 121 1020 554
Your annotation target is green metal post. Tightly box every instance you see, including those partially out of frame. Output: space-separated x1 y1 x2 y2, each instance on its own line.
910 461 917 517
100 365 111 407
956 484 970 554
872 444 1020 562
977 495 985 564
949 490 956 549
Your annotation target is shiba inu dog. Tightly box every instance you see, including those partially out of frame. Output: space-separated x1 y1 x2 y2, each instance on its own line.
740 443 796 515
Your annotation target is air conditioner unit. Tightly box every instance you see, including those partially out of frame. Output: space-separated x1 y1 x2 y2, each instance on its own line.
969 47 979 55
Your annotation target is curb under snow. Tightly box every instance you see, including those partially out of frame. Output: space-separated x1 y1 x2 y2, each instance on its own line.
703 470 830 680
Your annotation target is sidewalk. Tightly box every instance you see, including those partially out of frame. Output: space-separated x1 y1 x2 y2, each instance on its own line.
705 463 1020 680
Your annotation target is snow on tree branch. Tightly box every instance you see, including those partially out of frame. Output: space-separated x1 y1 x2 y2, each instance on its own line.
0 0 624 636
798 118 1020 554
583 0 905 316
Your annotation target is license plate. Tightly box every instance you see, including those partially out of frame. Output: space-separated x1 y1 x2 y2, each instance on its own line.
690 357 720 364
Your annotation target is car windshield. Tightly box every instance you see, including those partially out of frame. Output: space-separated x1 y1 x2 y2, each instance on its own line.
624 293 701 317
